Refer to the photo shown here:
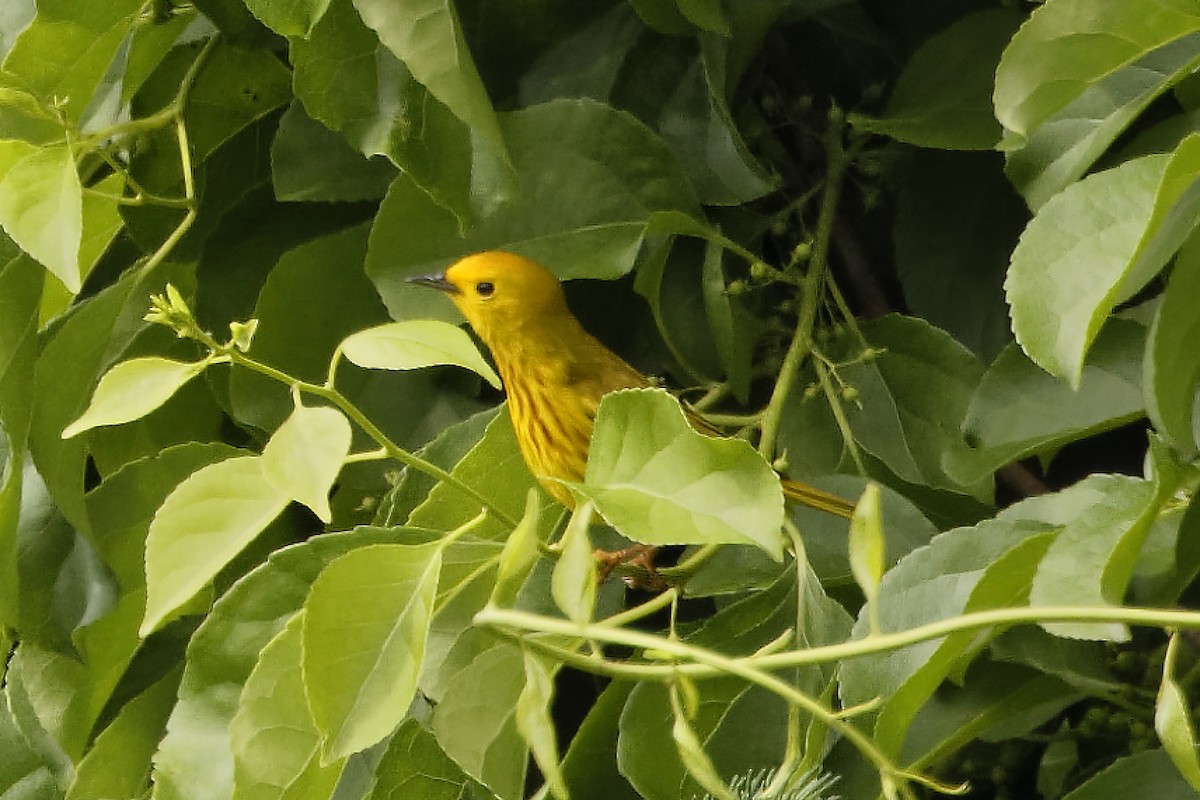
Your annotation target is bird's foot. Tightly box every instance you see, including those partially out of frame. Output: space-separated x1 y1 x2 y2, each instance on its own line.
594 544 665 591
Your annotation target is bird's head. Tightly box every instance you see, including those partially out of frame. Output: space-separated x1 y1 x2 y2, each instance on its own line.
408 251 569 343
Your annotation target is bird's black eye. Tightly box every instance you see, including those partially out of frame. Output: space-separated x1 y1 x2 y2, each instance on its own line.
476 281 495 298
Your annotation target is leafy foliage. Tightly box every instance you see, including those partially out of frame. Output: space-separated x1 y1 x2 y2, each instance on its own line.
5 2 1200 800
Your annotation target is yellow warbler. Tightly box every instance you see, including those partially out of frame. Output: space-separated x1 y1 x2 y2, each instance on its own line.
409 251 854 519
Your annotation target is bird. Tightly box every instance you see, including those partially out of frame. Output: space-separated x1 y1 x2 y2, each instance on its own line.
407 250 856 524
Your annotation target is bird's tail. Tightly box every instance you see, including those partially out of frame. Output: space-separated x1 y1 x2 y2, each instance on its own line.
781 478 857 519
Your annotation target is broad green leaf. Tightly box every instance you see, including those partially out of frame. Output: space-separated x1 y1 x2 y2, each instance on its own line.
995 0 1200 207
1155 633 1200 791
261 403 352 523
1061 749 1200 799
270 102 395 203
847 483 884 621
66 669 180 800
670 684 736 800
340 320 501 389
151 528 408 800
243 0 330 36
303 541 441 760
852 9 1020 150
839 518 1055 713
3 0 144 126
408 410 548 542
1007 137 1200 385
1146 231 1200 455
1006 475 1154 640
516 652 567 800
62 356 211 438
0 660 65 795
231 613 345 800
951 318 1146 484
571 388 784 559
675 0 728 35
365 99 702 323
431 643 528 800
561 682 641 800
550 502 597 624
0 144 82 292
141 456 291 636
837 315 985 495
291 0 486 221
619 678 788 800
369 719 498 800
350 0 514 217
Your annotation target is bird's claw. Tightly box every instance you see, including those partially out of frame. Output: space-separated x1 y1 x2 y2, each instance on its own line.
593 544 666 591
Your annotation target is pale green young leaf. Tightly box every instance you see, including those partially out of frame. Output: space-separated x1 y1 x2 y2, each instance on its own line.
231 613 345 800
260 403 351 523
551 502 597 624
243 0 331 36
995 0 1200 207
571 388 784 559
303 541 441 761
847 483 884 630
141 456 291 636
340 320 501 389
0 144 82 292
492 490 542 608
62 356 211 439
669 685 736 800
1155 633 1200 791
517 651 568 800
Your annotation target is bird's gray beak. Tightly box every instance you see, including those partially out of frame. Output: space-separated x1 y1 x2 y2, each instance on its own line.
406 272 459 294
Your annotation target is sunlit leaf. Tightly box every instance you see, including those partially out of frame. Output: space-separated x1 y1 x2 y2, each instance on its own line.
62 356 211 439
0 144 82 292
260 402 351 523
340 319 501 389
571 388 784 559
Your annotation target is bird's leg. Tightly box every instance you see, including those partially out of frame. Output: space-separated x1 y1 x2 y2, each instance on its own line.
594 544 666 591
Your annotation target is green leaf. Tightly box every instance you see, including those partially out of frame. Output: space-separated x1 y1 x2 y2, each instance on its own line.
852 9 1020 150
1060 749 1200 799
365 98 702 322
151 528 408 800
141 455 291 635
1007 475 1154 640
3 0 145 126
1155 633 1200 791
995 0 1200 207
231 612 345 800
550 502 596 624
838 315 985 495
516 651 568 800
244 0 330 36
261 403 352 523
700 241 752 403
839 518 1056 743
1007 137 1200 385
1146 231 1200 455
350 0 514 217
430 643 528 800
847 482 884 621
270 102 395 203
61 356 211 438
303 541 441 761
951 318 1146 484
0 144 82 292
369 719 498 800
561 682 641 800
571 388 784 559
340 319 501 389
492 490 543 608
66 669 180 800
